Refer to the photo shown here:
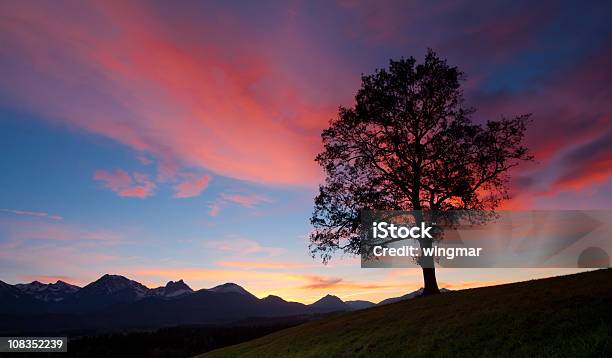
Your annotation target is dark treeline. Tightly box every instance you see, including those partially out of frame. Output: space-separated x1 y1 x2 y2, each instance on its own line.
4 316 317 358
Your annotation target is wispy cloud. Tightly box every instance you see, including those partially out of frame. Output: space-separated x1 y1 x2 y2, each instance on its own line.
94 169 156 198
174 174 211 198
205 237 286 257
207 192 273 216
0 208 63 220
208 202 221 216
0 1 326 186
545 130 612 195
1 220 123 244
216 260 312 270
300 275 343 289
299 275 402 290
220 193 272 208
0 219 125 287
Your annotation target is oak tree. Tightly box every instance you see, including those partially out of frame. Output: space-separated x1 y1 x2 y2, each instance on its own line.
310 50 532 295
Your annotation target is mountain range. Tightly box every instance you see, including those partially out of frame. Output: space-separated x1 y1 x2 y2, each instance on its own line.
0 274 447 334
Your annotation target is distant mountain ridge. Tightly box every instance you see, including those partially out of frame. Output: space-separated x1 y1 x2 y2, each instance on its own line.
309 294 351 313
377 288 424 305
196 270 612 358
13 280 79 302
208 282 256 298
150 280 193 298
345 300 376 310
0 274 449 333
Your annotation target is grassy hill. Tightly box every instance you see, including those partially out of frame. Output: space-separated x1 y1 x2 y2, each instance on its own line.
199 269 612 357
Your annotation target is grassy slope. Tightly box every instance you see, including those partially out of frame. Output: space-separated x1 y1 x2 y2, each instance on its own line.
199 269 612 357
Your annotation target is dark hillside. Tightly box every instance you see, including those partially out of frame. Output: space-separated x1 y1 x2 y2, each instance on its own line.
201 269 612 357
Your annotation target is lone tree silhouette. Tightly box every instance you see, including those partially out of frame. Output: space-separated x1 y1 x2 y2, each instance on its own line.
310 50 533 295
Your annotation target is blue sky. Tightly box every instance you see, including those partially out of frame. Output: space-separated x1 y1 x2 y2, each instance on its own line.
0 0 611 303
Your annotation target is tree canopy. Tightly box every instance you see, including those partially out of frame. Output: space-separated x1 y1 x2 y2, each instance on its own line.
310 50 532 294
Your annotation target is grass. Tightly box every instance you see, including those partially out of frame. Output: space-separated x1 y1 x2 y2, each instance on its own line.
198 269 612 357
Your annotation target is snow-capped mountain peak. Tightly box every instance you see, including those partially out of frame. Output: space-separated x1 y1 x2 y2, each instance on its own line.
13 280 80 301
150 279 193 298
81 274 148 298
164 279 193 296
52 280 80 292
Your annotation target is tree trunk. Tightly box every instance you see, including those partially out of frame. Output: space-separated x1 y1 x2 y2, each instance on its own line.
419 238 440 296
421 265 440 295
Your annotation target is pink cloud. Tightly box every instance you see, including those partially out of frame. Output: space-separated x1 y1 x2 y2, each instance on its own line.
174 174 211 198
543 130 612 196
467 48 612 207
206 192 273 216
0 1 328 186
0 220 123 244
94 169 156 198
93 169 130 191
0 208 63 220
136 154 153 165
0 220 124 287
0 0 609 208
205 237 286 257
220 193 272 208
208 202 221 216
298 274 402 291
216 260 311 270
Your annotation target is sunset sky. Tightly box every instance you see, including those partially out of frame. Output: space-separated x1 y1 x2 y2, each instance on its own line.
1 0 611 303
